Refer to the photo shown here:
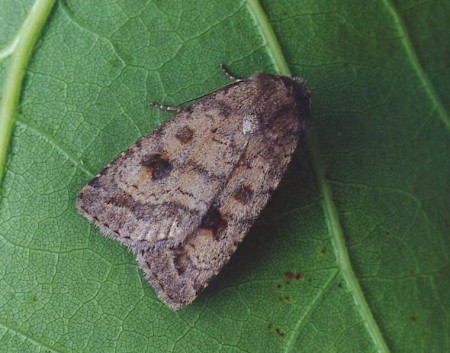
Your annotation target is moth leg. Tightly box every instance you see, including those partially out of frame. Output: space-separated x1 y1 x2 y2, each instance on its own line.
150 102 186 113
220 64 242 82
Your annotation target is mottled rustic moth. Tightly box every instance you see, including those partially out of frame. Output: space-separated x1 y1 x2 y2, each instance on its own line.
77 66 311 309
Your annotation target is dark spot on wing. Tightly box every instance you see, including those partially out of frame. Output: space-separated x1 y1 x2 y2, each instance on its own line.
189 160 224 181
141 153 172 180
108 189 156 220
174 251 189 275
233 185 254 204
175 126 194 143
200 206 227 237
217 101 232 117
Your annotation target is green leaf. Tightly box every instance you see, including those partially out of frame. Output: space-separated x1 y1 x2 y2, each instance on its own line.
1 0 448 352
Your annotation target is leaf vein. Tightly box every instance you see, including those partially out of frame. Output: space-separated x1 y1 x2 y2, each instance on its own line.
0 0 58 186
284 269 339 353
0 320 68 353
16 118 95 177
381 0 450 130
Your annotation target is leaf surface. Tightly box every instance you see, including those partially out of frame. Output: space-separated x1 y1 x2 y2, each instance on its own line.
0 0 449 352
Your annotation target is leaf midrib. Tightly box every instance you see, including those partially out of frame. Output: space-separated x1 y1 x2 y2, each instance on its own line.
245 0 391 352
381 0 450 131
0 0 57 188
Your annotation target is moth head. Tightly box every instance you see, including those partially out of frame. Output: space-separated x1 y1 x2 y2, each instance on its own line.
283 76 312 130
252 73 312 130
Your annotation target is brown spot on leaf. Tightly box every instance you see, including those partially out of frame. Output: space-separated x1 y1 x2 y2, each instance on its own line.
175 126 194 143
275 327 285 337
285 272 295 279
276 284 282 289
233 185 254 204
267 323 273 329
285 271 303 280
320 247 327 254
141 153 172 180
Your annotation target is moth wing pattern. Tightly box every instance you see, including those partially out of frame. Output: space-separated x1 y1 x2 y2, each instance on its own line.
77 72 311 309
77 100 238 250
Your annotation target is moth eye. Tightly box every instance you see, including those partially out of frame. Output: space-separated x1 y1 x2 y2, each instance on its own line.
141 153 172 180
233 185 254 204
175 126 194 143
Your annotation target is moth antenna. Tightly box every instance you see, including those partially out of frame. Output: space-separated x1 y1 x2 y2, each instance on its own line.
220 64 242 82
150 66 243 113
153 80 243 110
150 102 185 113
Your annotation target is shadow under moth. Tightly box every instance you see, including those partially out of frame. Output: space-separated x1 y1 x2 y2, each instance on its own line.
77 66 311 309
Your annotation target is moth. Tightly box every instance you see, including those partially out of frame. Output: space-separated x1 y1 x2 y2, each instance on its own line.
77 66 311 309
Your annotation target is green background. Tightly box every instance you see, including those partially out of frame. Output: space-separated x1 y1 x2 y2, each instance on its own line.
0 0 449 352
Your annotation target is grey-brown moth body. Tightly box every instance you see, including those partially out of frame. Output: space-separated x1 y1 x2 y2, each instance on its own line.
77 69 311 309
